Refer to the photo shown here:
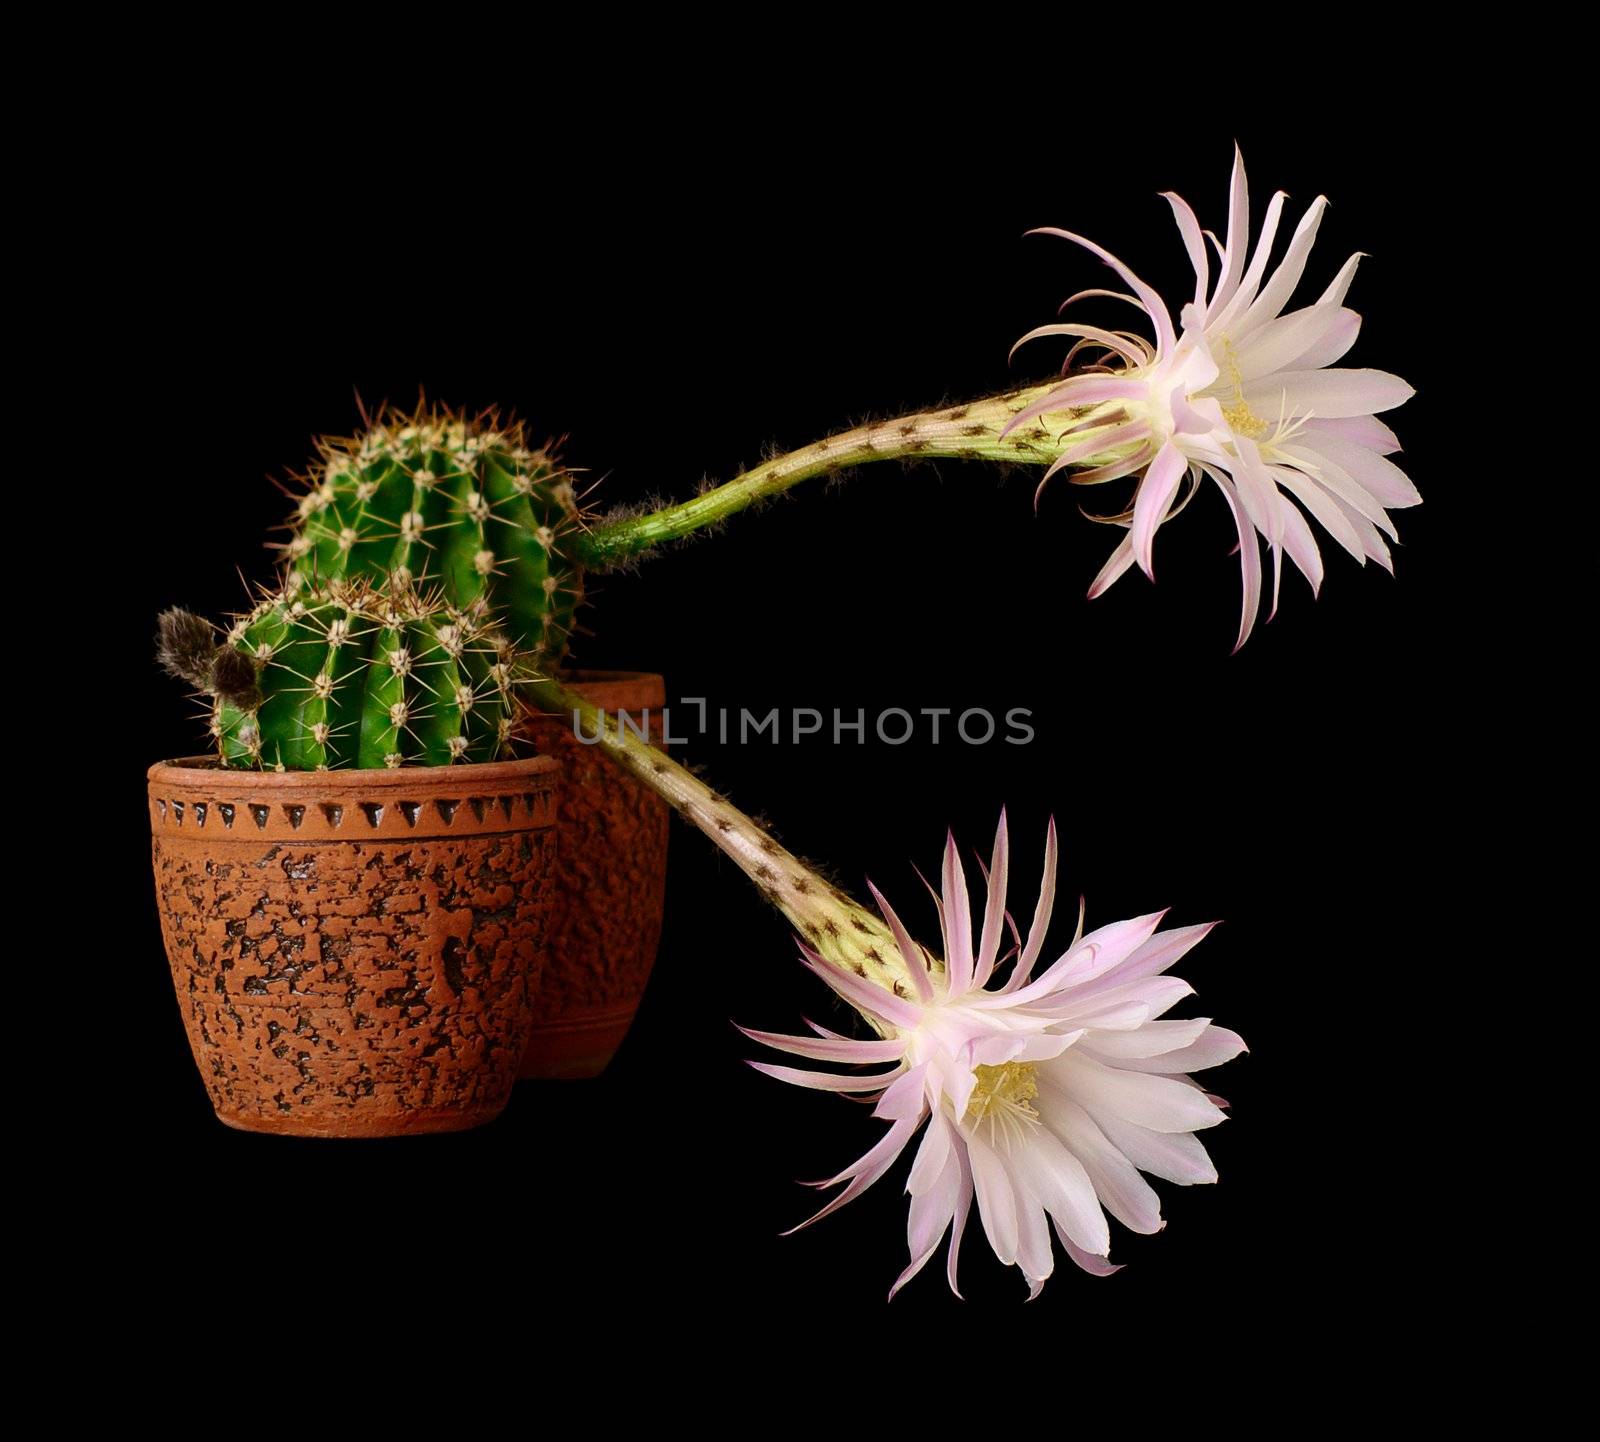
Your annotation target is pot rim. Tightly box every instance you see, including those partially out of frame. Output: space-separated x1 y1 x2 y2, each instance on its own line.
148 753 561 789
556 668 665 684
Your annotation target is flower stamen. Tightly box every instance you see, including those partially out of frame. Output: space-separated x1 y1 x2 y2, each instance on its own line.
965 1061 1041 1136
1215 338 1270 439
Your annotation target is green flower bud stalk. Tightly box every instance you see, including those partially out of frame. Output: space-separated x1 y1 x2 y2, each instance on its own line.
570 383 1120 570
158 578 526 770
522 674 922 1023
281 406 585 670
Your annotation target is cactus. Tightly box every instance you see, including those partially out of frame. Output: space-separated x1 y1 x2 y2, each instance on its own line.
157 578 525 770
280 406 585 671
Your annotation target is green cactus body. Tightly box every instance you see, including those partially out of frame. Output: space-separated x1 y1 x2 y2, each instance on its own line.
214 580 519 770
283 410 584 670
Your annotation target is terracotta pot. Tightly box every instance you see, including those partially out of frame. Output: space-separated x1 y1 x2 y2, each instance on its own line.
150 755 561 1137
515 672 670 1079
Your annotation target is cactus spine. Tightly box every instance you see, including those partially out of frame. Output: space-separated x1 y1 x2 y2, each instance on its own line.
160 579 525 770
283 408 585 670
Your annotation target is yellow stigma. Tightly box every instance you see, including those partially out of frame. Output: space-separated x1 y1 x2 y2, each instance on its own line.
1222 399 1268 438
965 1062 1040 1127
1217 337 1269 439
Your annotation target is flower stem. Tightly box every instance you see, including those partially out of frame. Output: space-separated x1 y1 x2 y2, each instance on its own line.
571 382 1105 569
522 675 916 1009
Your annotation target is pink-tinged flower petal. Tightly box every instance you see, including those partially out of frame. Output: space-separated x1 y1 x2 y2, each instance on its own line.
1231 301 1354 381
1046 910 1170 990
968 1027 1085 1066
1162 190 1209 307
889 1145 964 1300
782 1114 923 1234
1229 436 1285 548
747 1060 903 1093
1090 1111 1219 1186
1302 414 1402 455
1100 1025 1248 1075
1235 195 1328 338
1056 1222 1124 1276
973 812 1010 990
1094 920 1218 991
1289 431 1422 508
966 1131 1021 1265
1014 1191 1056 1299
1279 499 1325 597
1003 1118 1111 1256
1209 189 1287 333
866 880 934 1005
1038 974 1196 1025
1170 388 1220 435
1330 498 1395 573
803 1016 849 1039
796 942 923 1029
911 862 944 928
1054 998 1153 1032
1052 1052 1228 1133
1072 445 1156 488
1075 1016 1213 1059
888 1224 944 1302
1269 523 1285 622
1040 1089 1165 1234
1057 286 1144 314
736 1023 907 1065
873 1064 930 1122
1277 446 1397 538
1005 816 1058 992
905 1107 954 1196
946 1136 975 1297
1086 533 1137 600
1317 251 1365 307
963 1032 1030 1068
1027 227 1177 357
1233 442 1285 620
1206 468 1262 653
1009 322 1149 368
1207 143 1251 320
945 1063 976 1128
940 831 975 998
1288 307 1361 370
1240 366 1415 418
1130 441 1188 581
1270 466 1369 566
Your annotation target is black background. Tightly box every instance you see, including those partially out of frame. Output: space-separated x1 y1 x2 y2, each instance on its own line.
81 64 1495 1341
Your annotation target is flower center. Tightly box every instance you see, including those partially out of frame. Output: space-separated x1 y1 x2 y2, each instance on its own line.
965 1062 1040 1131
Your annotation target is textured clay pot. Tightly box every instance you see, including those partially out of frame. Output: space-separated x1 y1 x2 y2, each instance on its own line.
515 672 669 1079
150 755 561 1137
